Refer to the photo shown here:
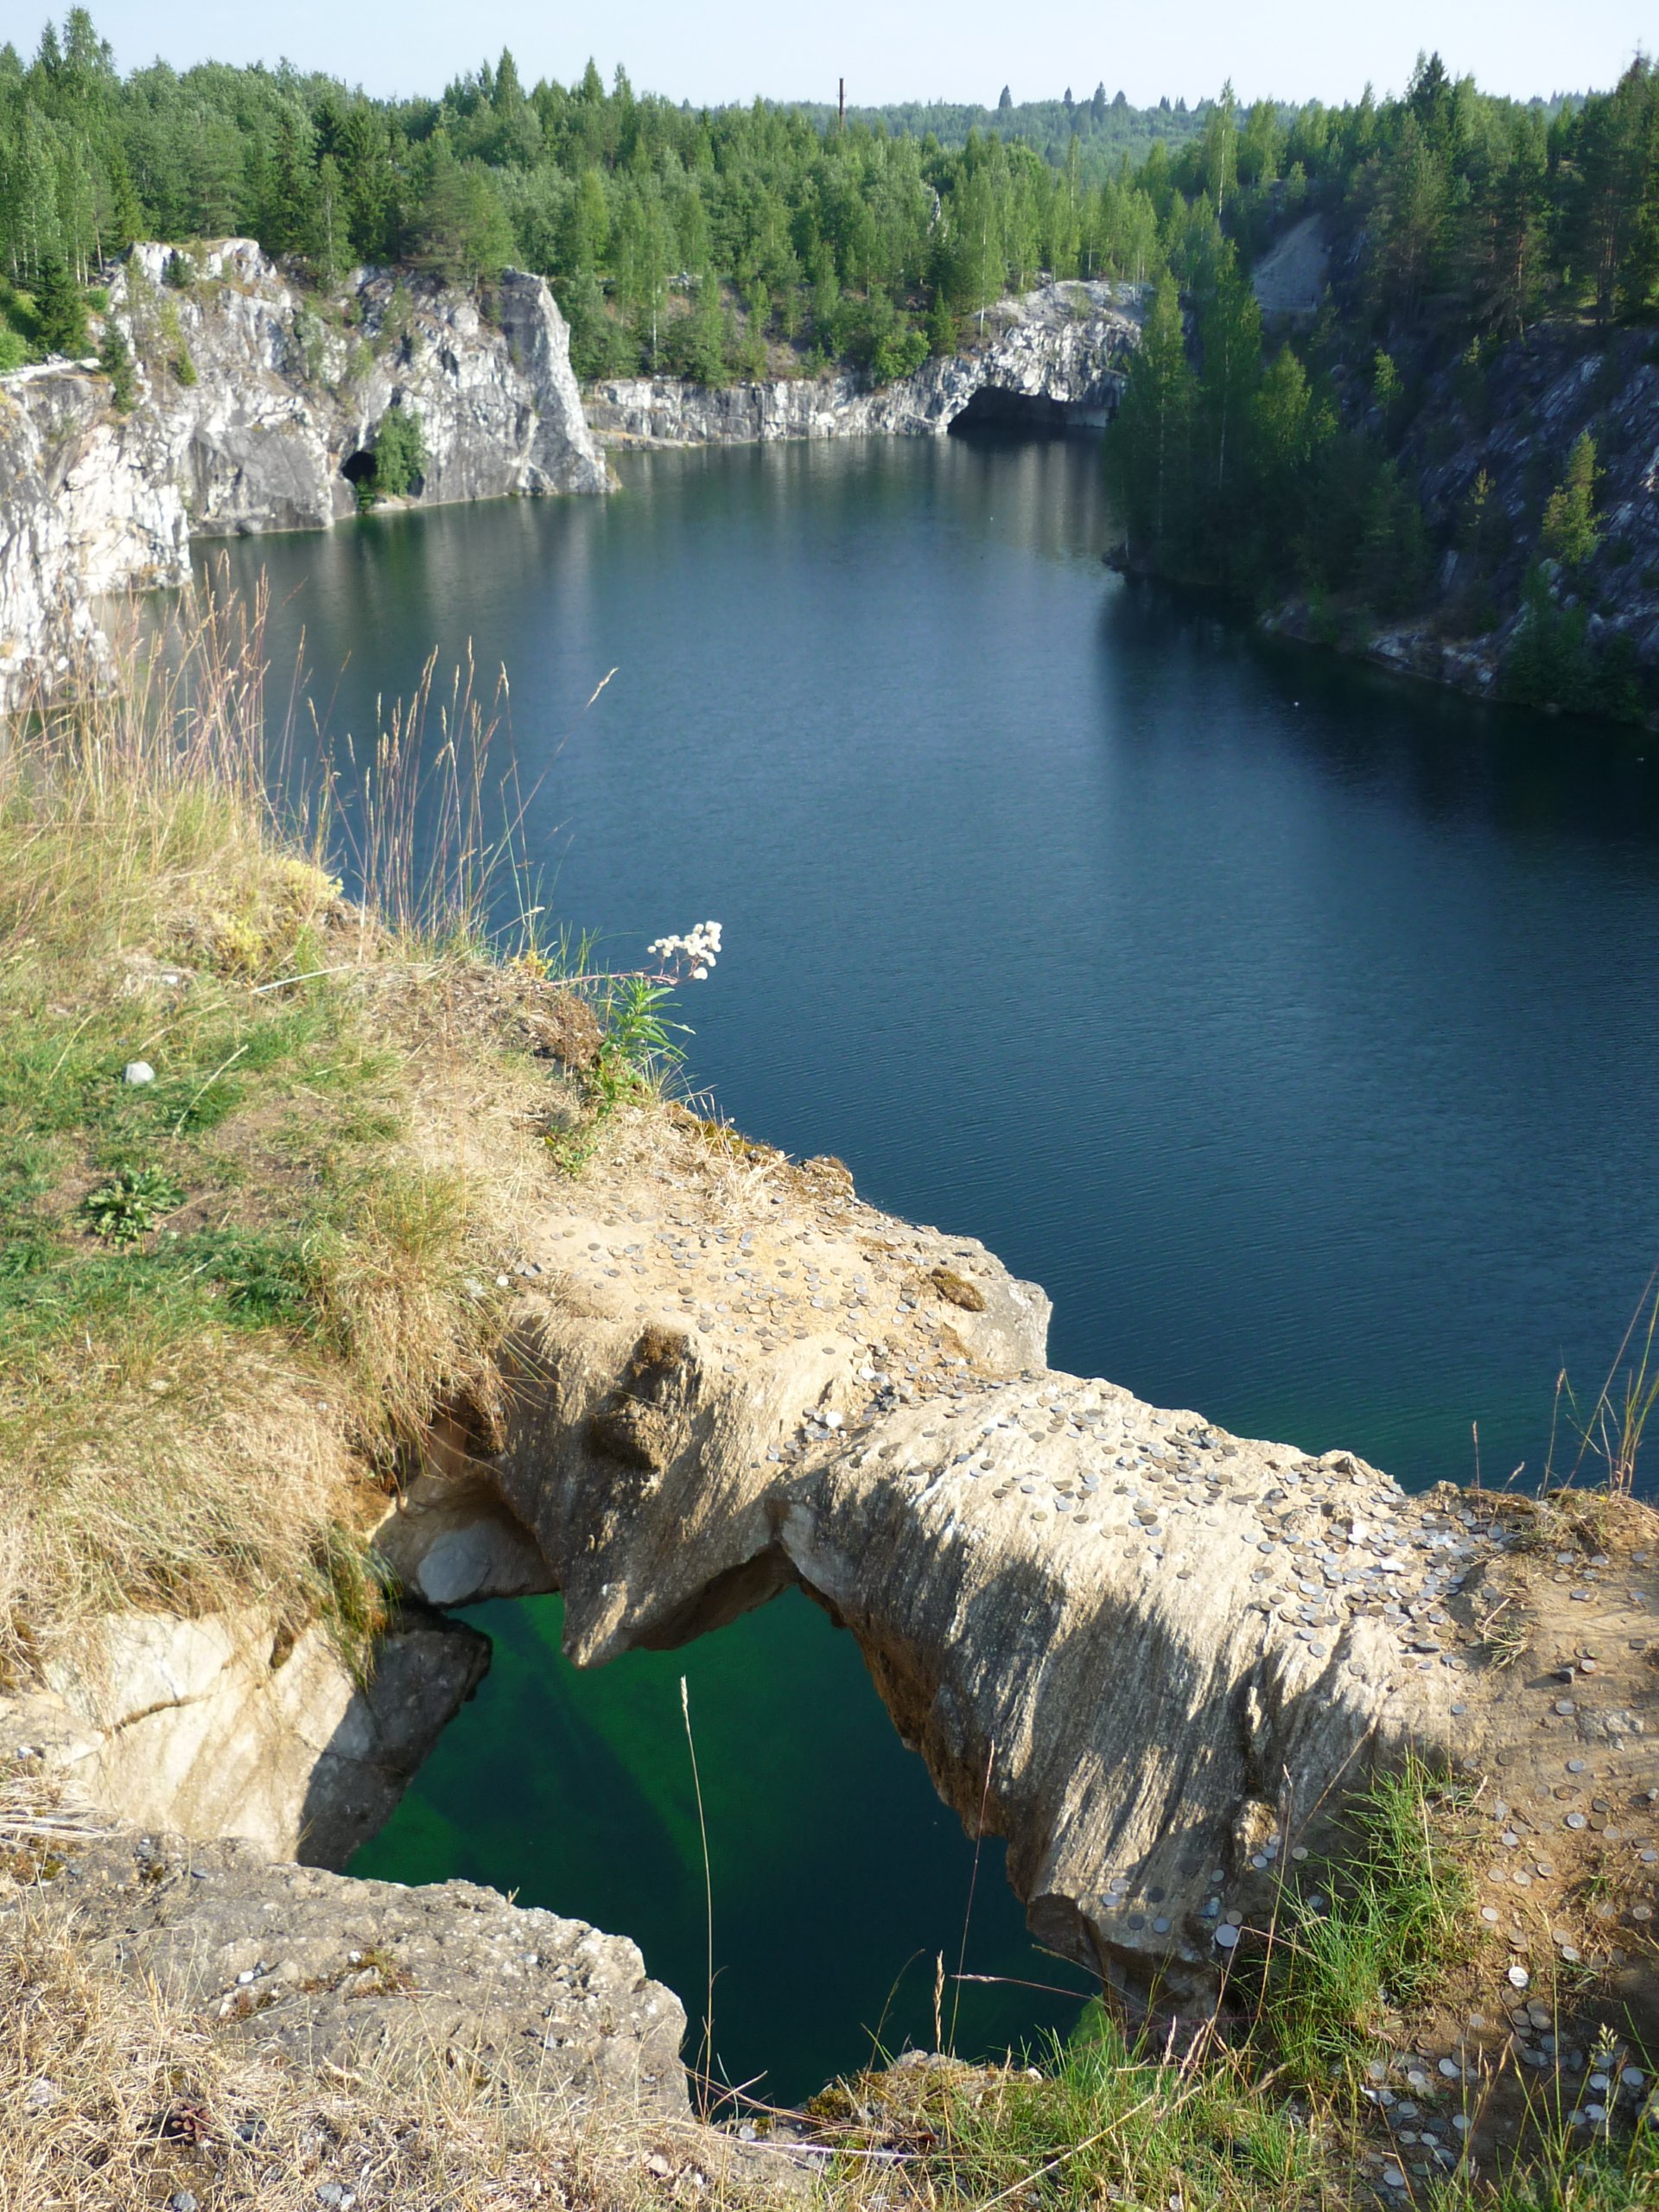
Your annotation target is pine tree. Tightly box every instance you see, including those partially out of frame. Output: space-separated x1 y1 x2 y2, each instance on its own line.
265 109 318 260
1370 114 1448 314
671 266 726 385
1540 433 1600 567
97 316 134 407
313 153 345 282
105 140 141 252
925 285 957 354
35 247 86 353
1109 270 1194 557
1351 459 1427 616
563 165 609 275
1567 62 1652 324
337 105 396 263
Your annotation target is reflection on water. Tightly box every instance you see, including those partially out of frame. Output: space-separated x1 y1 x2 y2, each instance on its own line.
201 431 1659 2099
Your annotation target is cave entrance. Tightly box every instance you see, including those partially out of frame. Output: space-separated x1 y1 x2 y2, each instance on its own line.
340 448 376 486
948 385 1109 435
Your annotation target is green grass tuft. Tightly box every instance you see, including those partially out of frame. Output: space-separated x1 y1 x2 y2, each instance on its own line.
1265 1751 1474 2085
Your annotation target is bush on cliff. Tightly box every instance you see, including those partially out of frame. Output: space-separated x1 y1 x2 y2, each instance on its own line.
96 321 136 409
365 399 427 502
1503 565 1643 721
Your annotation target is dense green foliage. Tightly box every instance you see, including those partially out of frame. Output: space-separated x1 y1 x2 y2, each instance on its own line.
0 10 1217 381
3 14 1656 713
1 16 1653 383
1101 55 1659 718
0 10 1562 391
362 398 426 504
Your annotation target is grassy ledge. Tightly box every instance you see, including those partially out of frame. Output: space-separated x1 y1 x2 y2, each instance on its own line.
0 594 621 1682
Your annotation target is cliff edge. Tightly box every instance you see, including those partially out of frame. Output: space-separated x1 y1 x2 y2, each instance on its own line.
0 240 607 708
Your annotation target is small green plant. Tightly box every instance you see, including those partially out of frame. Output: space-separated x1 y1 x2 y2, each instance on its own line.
1263 1751 1471 2083
162 249 196 290
80 1165 184 1243
171 343 196 386
546 925 717 1171
1541 431 1601 569
97 322 137 410
592 975 683 1109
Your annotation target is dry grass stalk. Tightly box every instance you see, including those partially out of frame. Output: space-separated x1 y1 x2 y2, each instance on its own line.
0 588 574 1680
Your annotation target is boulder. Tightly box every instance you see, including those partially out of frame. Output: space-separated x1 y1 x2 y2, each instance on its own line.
18 1823 687 2115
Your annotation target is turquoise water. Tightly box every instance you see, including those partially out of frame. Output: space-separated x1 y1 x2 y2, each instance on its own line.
353 1589 1078 2104
205 429 1659 2100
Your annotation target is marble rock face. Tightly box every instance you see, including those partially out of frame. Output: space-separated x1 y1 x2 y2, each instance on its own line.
0 240 607 709
586 280 1143 447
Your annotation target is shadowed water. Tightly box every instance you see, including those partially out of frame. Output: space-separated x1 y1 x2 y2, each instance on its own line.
202 429 1659 2101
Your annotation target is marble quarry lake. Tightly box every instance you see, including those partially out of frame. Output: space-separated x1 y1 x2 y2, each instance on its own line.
204 425 1659 2101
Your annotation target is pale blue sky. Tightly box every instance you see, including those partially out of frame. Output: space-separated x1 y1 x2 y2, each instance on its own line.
16 0 1651 108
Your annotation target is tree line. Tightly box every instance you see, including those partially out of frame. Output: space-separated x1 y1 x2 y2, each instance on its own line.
1106 53 1659 720
0 11 1578 389
0 12 1218 381
3 16 1659 448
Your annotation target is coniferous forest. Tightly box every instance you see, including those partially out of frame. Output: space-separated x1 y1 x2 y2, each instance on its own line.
5 13 1659 715
6 11 1649 388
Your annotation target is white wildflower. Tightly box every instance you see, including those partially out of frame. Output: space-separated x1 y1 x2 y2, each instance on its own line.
647 921 723 981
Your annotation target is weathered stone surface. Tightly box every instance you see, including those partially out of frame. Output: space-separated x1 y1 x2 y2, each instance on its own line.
371 1109 1659 2007
588 281 1142 447
3 1604 488 1870
0 240 607 708
9 1096 1659 2050
0 364 157 697
16 1823 687 2115
1250 213 1330 321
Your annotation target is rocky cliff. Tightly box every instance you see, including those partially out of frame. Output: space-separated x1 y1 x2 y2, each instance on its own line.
3 1603 489 1871
587 281 1142 447
355 1111 1659 2016
0 240 607 708
13 1092 1659 2106
1352 323 1659 709
1236 219 1659 718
